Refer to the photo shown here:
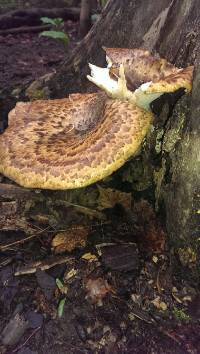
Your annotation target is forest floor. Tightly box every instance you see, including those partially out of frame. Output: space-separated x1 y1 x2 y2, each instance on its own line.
0 17 200 354
0 19 79 93
0 18 78 131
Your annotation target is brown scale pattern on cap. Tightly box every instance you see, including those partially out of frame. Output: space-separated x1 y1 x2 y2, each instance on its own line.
0 92 152 189
105 47 193 93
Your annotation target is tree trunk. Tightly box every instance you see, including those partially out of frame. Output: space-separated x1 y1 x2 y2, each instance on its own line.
45 0 200 266
79 0 92 38
163 42 200 254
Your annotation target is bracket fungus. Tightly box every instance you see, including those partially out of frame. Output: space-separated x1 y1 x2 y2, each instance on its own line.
0 48 193 190
88 47 193 110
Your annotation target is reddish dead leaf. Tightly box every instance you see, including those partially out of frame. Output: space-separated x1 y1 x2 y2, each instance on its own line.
51 226 89 253
134 200 166 253
34 288 57 318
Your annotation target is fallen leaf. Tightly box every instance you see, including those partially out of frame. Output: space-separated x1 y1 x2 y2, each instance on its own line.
64 268 77 281
56 278 68 295
34 288 57 318
152 255 158 263
51 226 89 253
58 298 66 318
81 253 98 262
97 186 132 210
172 287 183 304
134 200 166 253
85 277 113 305
151 296 167 311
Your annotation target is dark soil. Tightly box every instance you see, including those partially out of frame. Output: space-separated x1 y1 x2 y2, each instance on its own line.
0 15 200 354
0 19 79 130
0 33 65 92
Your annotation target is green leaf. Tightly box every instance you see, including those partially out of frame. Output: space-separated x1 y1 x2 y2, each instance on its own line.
40 31 69 45
53 18 64 27
40 17 57 26
40 17 64 30
58 298 66 318
56 278 64 290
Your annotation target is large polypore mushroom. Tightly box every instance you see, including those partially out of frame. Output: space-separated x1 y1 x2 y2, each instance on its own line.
0 48 193 190
0 92 152 189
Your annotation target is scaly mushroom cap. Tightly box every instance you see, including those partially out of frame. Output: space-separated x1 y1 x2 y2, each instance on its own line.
104 47 193 93
0 93 152 189
87 48 193 110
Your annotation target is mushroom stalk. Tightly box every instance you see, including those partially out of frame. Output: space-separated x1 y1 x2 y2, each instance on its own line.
87 63 164 111
87 64 136 104
133 82 164 111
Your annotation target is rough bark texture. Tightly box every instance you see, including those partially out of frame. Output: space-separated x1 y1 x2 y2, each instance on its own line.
163 44 200 250
79 0 92 38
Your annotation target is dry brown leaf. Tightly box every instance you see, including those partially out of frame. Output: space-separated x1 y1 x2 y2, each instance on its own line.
97 186 132 210
134 200 166 253
51 226 89 253
81 253 98 262
35 288 57 318
151 296 167 311
64 268 77 281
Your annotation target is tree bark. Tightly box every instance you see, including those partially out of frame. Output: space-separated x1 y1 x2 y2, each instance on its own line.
45 0 200 264
79 0 92 38
163 39 200 252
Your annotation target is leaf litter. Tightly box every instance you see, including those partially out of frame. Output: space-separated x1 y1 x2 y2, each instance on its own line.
1 189 200 354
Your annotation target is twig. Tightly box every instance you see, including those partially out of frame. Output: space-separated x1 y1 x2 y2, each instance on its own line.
15 255 74 276
12 326 41 353
0 24 51 35
0 226 50 252
158 326 182 345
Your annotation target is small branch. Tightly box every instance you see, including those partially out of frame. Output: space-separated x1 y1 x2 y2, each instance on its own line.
15 255 74 276
13 326 41 353
0 226 50 252
0 7 80 30
0 24 51 35
0 183 33 199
